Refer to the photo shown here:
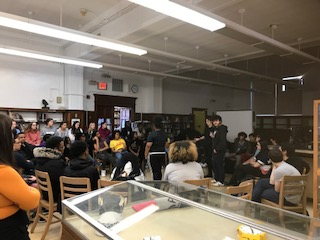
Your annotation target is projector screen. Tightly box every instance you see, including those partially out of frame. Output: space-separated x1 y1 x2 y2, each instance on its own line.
216 110 254 142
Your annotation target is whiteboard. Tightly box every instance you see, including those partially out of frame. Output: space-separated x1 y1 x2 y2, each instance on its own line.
216 110 253 142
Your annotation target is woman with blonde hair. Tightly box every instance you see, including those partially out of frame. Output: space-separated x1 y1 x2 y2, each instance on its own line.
24 121 41 146
163 140 204 182
0 114 40 239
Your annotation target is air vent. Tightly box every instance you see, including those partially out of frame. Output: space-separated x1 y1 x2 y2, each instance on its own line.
112 78 123 92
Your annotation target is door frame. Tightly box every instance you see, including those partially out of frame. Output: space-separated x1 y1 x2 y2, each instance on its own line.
192 108 207 133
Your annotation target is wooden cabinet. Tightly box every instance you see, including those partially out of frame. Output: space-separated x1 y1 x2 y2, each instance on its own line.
0 107 87 130
255 115 312 147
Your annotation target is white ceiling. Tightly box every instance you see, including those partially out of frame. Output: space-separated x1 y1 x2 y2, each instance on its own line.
0 0 319 91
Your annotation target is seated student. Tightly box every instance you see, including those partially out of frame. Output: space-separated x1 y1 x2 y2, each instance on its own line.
128 131 141 158
110 130 128 163
34 136 66 204
229 132 249 166
68 121 83 143
93 130 115 172
280 142 310 174
40 118 56 138
163 141 204 182
25 121 41 146
63 141 100 190
252 149 301 204
16 132 35 160
227 141 270 186
54 121 69 139
13 137 34 176
111 152 145 181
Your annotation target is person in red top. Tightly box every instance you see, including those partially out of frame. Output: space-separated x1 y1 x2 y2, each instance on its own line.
25 121 41 146
0 114 40 239
98 122 111 143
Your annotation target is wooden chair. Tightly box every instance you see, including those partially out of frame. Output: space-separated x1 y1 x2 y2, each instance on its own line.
184 178 212 188
59 176 91 200
30 170 61 240
226 182 253 200
98 179 122 188
261 175 308 215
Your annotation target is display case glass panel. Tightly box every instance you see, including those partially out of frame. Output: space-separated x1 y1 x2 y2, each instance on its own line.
62 180 320 240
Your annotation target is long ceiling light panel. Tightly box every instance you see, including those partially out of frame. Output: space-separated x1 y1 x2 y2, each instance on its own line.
128 0 225 32
0 12 147 56
0 46 103 68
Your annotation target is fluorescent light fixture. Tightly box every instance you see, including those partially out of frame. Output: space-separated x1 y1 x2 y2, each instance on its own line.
0 12 147 56
0 46 103 69
128 0 225 32
282 75 303 81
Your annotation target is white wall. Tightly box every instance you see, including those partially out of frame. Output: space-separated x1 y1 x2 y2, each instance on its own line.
83 69 161 113
0 54 66 109
162 79 251 115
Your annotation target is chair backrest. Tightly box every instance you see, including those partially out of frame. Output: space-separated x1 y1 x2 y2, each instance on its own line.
35 170 54 205
226 183 253 200
60 176 91 200
98 179 122 188
184 178 212 188
279 175 308 214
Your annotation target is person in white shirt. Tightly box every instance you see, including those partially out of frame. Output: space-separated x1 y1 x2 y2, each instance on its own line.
163 140 204 182
252 149 300 204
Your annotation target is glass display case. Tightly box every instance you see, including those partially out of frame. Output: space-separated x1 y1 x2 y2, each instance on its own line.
62 180 320 240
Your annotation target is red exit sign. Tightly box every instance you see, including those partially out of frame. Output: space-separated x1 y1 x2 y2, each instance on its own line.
98 82 107 90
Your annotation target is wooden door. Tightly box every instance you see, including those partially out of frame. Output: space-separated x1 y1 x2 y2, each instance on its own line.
192 108 207 134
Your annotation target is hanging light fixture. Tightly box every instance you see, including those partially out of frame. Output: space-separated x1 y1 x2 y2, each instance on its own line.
128 0 225 32
0 45 103 68
0 12 147 56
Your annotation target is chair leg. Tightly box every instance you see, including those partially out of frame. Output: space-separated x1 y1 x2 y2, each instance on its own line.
30 205 41 233
41 209 54 240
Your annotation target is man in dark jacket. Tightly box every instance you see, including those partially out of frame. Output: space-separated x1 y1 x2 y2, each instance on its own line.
211 115 228 186
17 132 35 160
63 141 100 190
34 136 66 204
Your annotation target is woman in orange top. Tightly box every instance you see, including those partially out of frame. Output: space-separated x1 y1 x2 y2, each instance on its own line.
0 114 40 240
25 121 41 146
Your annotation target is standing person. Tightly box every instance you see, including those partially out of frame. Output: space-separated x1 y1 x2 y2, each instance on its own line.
25 121 41 146
68 121 83 143
98 122 111 143
194 117 214 177
211 115 228 186
40 118 56 138
55 121 69 139
144 116 167 180
0 114 40 240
